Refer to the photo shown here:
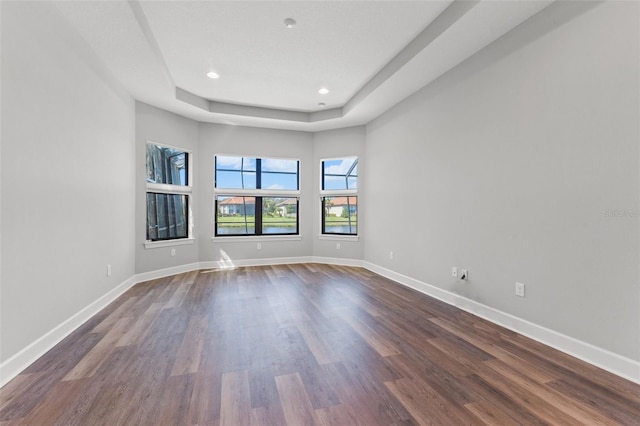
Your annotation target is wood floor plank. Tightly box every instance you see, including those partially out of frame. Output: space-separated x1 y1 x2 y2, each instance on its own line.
474 359 583 425
154 374 196 426
0 373 41 413
15 379 87 425
428 316 557 383
187 372 221 426
2 263 638 425
274 373 317 426
220 370 251 426
385 377 483 425
339 310 401 357
317 362 387 426
116 302 163 347
295 320 339 365
163 281 193 309
248 365 283 414
385 352 474 407
314 404 360 426
465 401 520 425
466 373 548 425
511 332 640 402
91 296 137 333
484 358 617 425
548 377 640 425
63 316 132 381
250 405 287 426
171 314 208 376
106 351 173 425
335 286 383 317
55 346 144 425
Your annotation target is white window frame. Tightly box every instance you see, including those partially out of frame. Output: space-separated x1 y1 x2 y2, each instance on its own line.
319 156 359 240
145 141 194 248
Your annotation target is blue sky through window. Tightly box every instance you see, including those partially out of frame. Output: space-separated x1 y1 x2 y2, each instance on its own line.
216 156 298 190
323 157 358 190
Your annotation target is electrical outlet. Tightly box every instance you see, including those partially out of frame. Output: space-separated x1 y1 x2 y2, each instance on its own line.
516 282 525 297
107 264 112 277
257 243 262 250
389 251 394 259
461 269 468 280
336 243 341 250
451 267 458 278
171 248 176 256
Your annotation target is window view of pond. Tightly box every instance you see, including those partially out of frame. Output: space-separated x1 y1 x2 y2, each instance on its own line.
321 157 358 236
215 156 300 237
216 196 298 236
322 195 357 235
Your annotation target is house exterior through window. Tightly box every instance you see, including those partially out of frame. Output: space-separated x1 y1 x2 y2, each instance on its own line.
214 155 300 236
321 157 358 235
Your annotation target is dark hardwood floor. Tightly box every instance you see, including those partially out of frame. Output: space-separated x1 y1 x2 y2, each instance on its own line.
1 263 639 425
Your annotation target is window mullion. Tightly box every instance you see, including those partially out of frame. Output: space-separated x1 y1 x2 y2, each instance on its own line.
256 158 262 189
256 197 263 235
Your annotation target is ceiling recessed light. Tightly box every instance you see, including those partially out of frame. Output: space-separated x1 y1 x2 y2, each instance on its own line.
284 18 296 28
318 88 329 95
206 71 220 79
318 102 326 108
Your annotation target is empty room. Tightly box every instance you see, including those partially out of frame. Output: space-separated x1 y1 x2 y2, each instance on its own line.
1 0 639 424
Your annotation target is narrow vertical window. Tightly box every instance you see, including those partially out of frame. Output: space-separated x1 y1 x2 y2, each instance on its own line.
146 143 192 241
321 157 358 236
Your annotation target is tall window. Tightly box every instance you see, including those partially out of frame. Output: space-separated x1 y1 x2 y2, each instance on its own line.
215 156 299 236
146 143 191 241
321 157 358 235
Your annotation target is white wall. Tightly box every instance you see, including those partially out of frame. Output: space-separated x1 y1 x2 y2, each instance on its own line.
2 0 637 385
313 127 366 260
1 2 136 363
199 123 314 264
365 1 639 361
135 102 200 273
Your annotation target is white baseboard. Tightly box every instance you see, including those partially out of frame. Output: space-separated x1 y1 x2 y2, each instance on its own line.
312 256 364 267
363 261 640 385
0 276 137 387
200 256 314 270
2 257 638 387
133 262 202 283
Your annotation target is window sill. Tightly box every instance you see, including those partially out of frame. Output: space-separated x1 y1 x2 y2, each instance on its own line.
212 235 302 243
144 238 195 249
318 234 359 242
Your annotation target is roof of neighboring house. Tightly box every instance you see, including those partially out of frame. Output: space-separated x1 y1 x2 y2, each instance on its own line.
325 196 357 206
276 198 298 206
218 196 255 205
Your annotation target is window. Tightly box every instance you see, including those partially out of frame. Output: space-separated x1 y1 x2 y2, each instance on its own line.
321 157 358 235
215 156 299 236
146 143 191 241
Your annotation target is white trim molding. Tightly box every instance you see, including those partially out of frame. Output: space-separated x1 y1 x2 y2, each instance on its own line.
317 234 359 242
144 238 195 249
363 261 640 385
0 276 137 387
2 257 638 387
133 262 202 283
212 235 302 243
200 256 313 271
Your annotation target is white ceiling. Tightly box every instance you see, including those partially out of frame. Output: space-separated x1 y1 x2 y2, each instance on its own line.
51 0 555 132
